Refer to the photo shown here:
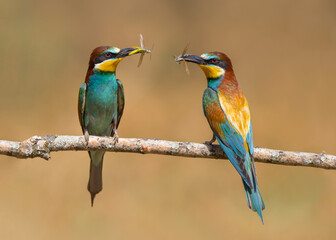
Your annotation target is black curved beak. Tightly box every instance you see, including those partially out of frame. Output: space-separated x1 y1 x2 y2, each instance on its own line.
117 47 150 58
175 54 205 65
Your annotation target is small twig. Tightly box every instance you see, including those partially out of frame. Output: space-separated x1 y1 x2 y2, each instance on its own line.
0 135 335 170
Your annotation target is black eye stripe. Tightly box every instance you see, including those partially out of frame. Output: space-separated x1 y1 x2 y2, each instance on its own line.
206 58 217 62
93 52 117 64
206 58 219 65
206 58 228 70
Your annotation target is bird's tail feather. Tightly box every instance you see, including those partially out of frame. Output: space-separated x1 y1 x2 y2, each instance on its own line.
243 179 265 224
88 151 105 206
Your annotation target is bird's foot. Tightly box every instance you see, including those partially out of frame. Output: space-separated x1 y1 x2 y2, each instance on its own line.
112 134 119 145
204 134 216 146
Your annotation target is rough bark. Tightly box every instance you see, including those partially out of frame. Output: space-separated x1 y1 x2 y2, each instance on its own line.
0 135 334 169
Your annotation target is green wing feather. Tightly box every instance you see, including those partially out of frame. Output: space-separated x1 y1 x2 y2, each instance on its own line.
78 83 87 133
116 79 125 129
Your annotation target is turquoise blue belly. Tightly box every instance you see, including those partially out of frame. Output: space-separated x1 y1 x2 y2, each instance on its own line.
85 73 118 136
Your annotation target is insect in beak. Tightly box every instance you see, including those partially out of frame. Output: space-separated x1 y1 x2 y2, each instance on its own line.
175 43 190 75
137 34 152 67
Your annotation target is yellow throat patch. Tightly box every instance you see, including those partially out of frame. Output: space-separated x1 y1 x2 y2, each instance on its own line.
94 58 123 72
199 65 225 79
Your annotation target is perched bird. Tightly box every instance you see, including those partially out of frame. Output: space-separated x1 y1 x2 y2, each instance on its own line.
78 46 149 206
176 52 265 223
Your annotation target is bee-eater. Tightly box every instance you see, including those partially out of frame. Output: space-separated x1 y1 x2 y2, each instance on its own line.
176 52 265 223
78 46 149 206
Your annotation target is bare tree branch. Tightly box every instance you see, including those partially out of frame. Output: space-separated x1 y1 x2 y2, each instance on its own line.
0 135 334 169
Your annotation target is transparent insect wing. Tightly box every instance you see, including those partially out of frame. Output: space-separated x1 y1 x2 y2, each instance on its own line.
182 43 190 75
137 33 145 67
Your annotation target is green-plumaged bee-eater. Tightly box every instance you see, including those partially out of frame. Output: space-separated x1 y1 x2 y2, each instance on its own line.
78 46 149 206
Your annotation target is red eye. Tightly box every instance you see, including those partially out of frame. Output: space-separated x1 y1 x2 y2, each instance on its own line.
105 52 112 58
212 59 218 64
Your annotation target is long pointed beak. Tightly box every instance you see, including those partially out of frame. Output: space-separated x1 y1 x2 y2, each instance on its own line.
117 47 151 58
175 54 205 65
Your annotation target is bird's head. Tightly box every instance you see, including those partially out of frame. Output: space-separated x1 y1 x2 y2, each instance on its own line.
88 46 149 73
176 51 233 80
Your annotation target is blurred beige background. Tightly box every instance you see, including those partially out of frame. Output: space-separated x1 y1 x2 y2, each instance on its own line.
0 0 336 239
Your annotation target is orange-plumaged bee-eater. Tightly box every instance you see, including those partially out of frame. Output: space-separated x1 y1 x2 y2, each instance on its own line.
176 52 265 223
